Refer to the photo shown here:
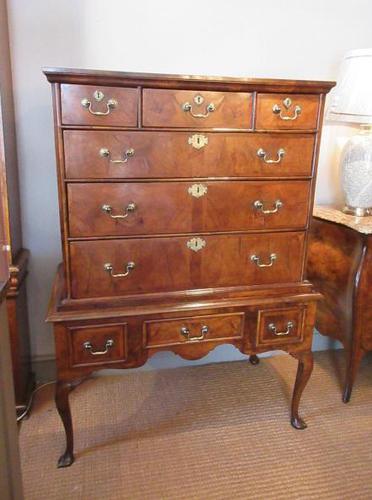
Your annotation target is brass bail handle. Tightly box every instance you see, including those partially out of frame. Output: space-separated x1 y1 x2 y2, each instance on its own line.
99 147 135 164
83 339 114 355
182 94 216 118
251 253 277 268
81 89 118 116
272 97 301 121
104 262 135 278
102 202 136 219
180 325 209 341
257 148 285 164
268 321 294 336
253 200 283 214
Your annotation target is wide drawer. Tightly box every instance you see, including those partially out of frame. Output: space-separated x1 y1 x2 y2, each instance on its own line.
143 312 244 349
67 180 311 237
63 131 315 179
256 306 306 346
67 322 128 367
256 94 319 130
69 232 305 298
142 88 252 128
60 84 138 126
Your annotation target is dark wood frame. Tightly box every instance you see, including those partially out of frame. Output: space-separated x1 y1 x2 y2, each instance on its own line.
0 0 33 417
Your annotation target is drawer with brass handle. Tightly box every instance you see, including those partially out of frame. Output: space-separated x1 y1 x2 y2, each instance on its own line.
67 180 311 237
60 84 139 126
64 130 315 179
142 88 253 128
69 232 305 299
67 322 128 367
256 307 305 346
255 94 319 130
143 313 244 349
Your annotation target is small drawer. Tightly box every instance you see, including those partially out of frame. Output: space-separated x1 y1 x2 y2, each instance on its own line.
142 88 252 128
68 322 128 367
255 94 319 130
257 307 305 346
61 84 138 126
143 313 244 349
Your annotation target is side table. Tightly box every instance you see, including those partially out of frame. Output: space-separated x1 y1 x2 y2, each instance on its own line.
308 205 372 402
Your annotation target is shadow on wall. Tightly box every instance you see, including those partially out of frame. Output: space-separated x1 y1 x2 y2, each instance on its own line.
8 2 87 359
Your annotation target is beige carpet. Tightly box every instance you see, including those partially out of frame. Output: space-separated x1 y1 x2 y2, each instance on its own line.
20 351 372 500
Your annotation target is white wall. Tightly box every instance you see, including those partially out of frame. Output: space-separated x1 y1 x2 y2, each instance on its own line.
6 0 372 363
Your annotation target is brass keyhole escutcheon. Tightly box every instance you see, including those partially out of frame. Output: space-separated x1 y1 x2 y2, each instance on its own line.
194 94 204 105
187 237 206 252
93 90 105 102
283 97 292 109
188 183 208 198
188 134 208 150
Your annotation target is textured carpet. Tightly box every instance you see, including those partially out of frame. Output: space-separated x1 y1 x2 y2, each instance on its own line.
20 351 372 500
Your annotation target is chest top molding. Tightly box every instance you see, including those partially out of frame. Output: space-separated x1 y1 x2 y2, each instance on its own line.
43 67 335 94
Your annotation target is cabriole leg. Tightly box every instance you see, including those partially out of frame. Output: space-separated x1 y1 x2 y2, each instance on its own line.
343 346 365 403
55 380 74 468
249 354 260 365
290 351 313 430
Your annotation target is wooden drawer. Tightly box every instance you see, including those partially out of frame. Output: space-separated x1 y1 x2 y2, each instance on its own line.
60 84 138 126
63 130 315 179
69 232 305 299
67 180 311 237
143 312 244 349
67 322 128 367
142 89 252 128
256 94 319 130
257 306 305 346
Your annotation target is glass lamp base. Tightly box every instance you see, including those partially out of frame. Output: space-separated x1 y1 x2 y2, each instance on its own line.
341 124 372 217
343 205 372 217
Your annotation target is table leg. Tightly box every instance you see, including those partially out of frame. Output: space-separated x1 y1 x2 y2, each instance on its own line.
289 351 313 430
343 345 365 403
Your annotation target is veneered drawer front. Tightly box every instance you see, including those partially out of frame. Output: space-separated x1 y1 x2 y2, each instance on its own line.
64 130 315 179
67 181 311 237
142 89 252 128
144 313 244 349
68 322 128 367
60 84 138 126
69 232 305 298
256 94 319 130
256 306 306 346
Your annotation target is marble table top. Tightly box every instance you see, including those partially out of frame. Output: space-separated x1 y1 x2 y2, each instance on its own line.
313 205 372 235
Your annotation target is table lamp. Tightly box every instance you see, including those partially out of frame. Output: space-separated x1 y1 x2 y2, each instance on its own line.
329 48 372 216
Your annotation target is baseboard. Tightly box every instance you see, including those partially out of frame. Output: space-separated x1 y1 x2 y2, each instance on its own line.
31 356 56 383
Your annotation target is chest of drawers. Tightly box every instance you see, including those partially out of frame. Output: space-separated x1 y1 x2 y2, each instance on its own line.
44 68 334 467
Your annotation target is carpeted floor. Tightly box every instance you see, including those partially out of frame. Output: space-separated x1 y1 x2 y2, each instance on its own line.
20 351 372 500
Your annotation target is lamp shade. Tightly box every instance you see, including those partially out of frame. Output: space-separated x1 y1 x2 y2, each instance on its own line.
329 48 372 124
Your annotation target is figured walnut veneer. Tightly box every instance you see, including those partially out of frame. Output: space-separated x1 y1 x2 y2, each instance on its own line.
44 67 334 467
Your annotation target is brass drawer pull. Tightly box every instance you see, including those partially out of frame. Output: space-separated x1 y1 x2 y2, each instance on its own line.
251 253 277 267
104 262 135 278
81 96 117 116
102 202 136 219
272 97 301 121
253 199 283 214
268 321 294 336
180 325 209 341
99 147 135 164
182 102 215 118
257 148 285 164
83 338 114 355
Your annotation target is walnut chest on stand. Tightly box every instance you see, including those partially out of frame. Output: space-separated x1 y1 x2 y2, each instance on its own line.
44 68 334 467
